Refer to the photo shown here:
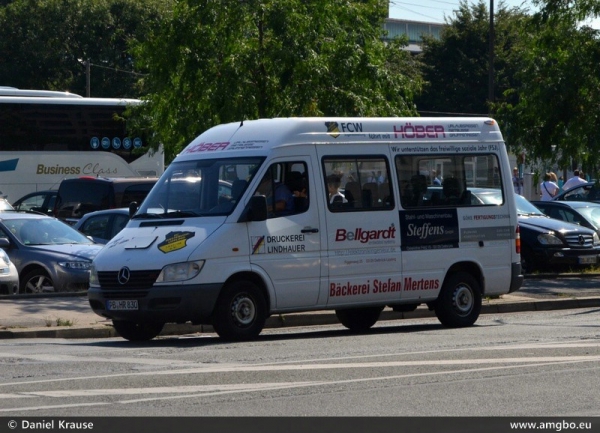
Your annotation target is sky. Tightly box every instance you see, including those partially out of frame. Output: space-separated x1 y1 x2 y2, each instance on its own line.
388 0 600 28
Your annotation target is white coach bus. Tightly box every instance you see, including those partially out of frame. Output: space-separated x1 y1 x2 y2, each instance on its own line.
0 88 164 202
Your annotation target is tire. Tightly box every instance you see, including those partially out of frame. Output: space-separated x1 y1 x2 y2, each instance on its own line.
112 320 164 342
20 268 54 294
335 306 383 332
434 272 481 328
212 280 267 341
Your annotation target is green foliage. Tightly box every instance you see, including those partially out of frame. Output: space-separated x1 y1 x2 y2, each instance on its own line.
133 0 423 162
416 0 527 119
493 5 600 175
0 0 172 97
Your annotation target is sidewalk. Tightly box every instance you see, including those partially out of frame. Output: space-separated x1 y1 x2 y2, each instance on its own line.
1 274 599 339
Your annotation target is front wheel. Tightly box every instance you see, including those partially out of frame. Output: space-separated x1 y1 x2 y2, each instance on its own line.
434 272 481 328
212 280 267 341
335 306 383 332
112 320 164 342
20 268 54 293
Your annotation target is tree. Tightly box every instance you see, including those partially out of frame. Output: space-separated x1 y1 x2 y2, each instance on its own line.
416 0 528 119
132 0 423 162
0 0 172 97
494 2 600 176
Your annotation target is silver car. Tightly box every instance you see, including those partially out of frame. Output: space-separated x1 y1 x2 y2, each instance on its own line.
0 247 19 295
0 213 103 293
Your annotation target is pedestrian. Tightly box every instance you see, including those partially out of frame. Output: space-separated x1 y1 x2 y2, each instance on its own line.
512 167 523 195
540 172 559 201
562 169 587 191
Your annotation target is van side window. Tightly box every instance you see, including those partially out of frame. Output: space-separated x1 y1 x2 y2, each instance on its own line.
254 161 309 218
322 156 393 212
395 154 503 208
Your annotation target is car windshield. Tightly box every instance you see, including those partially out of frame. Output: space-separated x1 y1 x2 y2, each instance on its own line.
135 157 264 218
515 194 545 216
8 218 95 245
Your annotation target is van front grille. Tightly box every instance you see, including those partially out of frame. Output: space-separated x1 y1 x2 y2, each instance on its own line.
97 270 161 290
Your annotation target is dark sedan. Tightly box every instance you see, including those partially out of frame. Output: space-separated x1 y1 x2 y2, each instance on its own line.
0 213 103 293
472 189 600 273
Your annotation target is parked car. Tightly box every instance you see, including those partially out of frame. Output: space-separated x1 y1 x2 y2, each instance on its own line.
553 182 600 203
531 200 600 237
73 208 130 244
54 176 157 224
0 213 103 293
12 190 57 215
471 189 600 273
0 247 19 295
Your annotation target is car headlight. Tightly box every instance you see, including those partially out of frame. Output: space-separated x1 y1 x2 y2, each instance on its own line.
89 264 98 285
537 233 563 245
0 249 9 266
594 232 600 246
58 261 92 270
156 261 204 283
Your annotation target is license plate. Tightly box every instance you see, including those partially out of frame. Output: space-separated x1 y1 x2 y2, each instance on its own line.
107 300 138 311
578 255 597 265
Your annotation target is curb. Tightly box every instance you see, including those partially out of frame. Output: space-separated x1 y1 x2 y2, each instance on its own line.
2 296 599 340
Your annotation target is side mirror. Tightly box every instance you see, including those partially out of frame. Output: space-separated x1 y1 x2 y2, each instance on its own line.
128 202 138 219
0 237 10 248
239 195 268 222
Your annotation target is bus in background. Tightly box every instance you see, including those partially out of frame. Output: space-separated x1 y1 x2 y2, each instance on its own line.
0 88 164 202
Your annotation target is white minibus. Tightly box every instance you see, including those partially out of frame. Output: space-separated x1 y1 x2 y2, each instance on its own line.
89 117 523 341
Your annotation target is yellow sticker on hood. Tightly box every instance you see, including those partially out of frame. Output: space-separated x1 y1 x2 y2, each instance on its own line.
158 231 196 253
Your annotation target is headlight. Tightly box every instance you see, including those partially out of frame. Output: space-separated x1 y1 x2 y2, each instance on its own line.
156 261 204 283
0 249 9 266
537 233 563 245
89 264 98 285
594 232 600 246
58 261 92 270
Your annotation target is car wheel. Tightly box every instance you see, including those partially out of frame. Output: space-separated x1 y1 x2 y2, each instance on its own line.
335 307 383 332
20 268 54 293
112 320 164 342
434 272 481 328
212 280 267 341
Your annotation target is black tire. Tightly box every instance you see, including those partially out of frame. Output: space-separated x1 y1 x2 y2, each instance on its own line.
335 306 383 332
212 280 267 341
20 268 54 293
434 272 481 328
112 320 164 342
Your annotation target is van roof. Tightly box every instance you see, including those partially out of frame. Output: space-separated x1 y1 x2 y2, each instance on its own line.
175 117 503 162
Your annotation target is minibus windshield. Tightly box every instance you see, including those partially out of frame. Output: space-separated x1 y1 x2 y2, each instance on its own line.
134 157 264 218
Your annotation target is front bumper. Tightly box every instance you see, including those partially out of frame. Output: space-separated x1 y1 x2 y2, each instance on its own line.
88 283 223 325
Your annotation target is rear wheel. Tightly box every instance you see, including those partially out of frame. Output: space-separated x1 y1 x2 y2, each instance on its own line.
212 280 267 341
20 268 54 293
112 320 164 342
434 272 481 327
335 306 383 332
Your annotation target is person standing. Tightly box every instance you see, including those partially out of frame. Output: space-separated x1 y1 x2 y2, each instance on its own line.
562 169 587 191
540 172 559 201
512 167 523 195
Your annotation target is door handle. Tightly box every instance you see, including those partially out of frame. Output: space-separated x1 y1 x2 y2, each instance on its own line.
301 227 319 233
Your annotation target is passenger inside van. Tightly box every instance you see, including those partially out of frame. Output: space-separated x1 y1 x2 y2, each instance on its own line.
256 170 295 216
